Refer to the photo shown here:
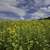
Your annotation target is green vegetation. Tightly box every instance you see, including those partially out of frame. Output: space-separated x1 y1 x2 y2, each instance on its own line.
0 19 50 50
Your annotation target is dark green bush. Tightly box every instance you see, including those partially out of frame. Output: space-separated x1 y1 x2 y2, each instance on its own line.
0 20 50 50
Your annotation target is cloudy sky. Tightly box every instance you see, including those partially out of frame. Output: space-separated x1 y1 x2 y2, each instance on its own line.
0 0 16 3
0 0 16 6
0 0 50 20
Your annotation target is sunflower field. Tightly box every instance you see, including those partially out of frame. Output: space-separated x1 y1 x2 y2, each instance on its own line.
0 19 50 50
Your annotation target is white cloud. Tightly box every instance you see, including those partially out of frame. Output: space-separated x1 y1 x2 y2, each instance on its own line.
44 0 50 5
0 0 16 6
31 10 48 19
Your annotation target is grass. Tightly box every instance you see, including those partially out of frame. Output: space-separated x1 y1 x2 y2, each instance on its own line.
0 19 50 50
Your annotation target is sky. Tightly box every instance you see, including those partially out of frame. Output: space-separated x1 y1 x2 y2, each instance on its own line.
0 0 16 6
0 0 50 20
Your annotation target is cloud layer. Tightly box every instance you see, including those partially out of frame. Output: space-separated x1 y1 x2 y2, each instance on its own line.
0 0 50 20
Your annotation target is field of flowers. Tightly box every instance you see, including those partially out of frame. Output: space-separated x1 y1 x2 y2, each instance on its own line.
0 19 50 50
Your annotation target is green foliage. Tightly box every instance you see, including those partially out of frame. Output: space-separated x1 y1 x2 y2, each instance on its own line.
0 20 50 50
